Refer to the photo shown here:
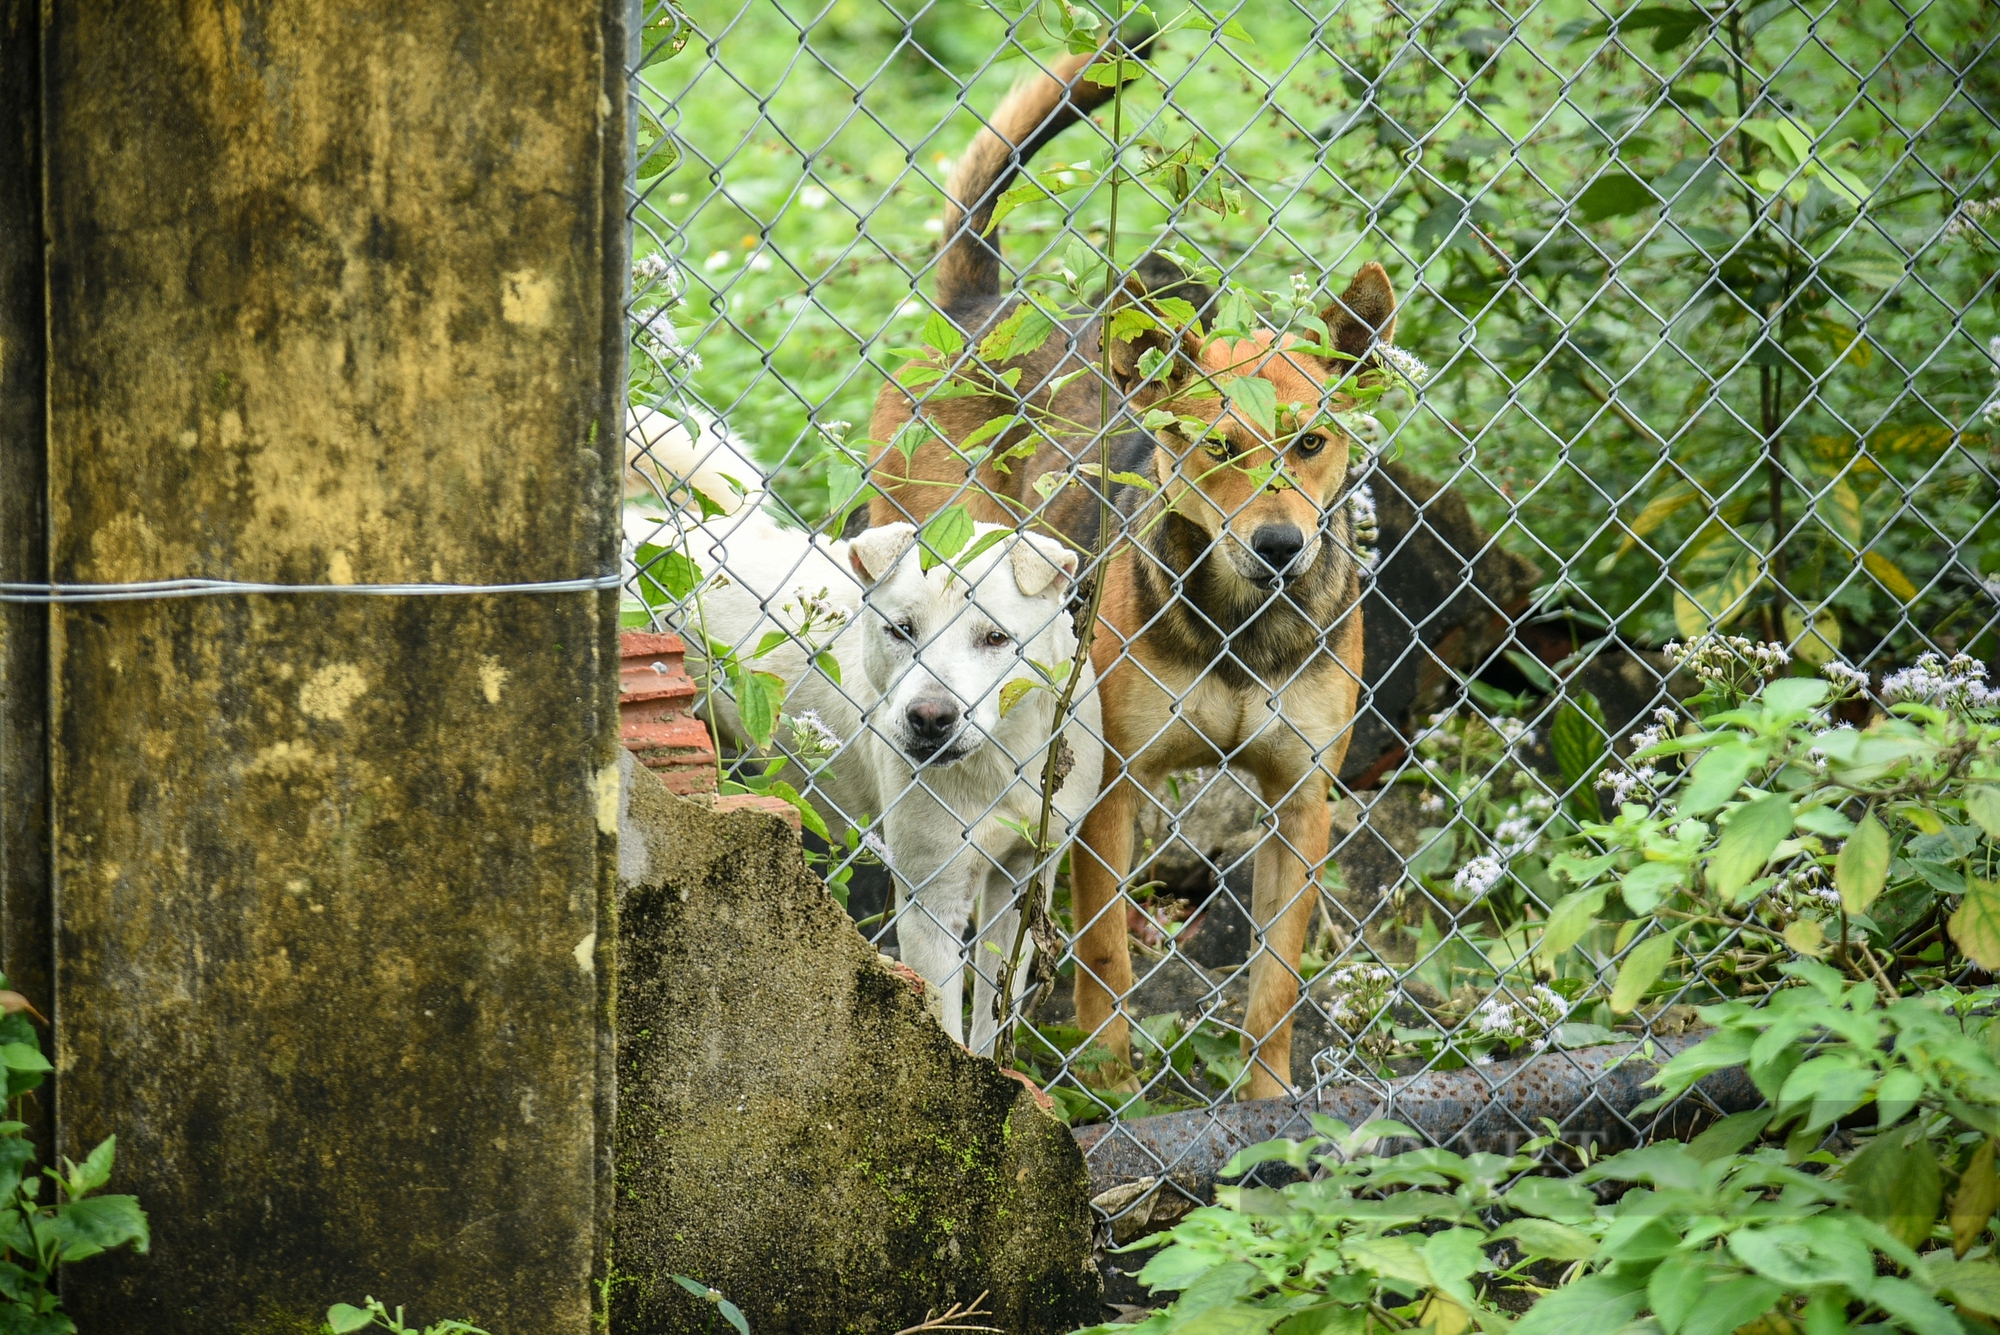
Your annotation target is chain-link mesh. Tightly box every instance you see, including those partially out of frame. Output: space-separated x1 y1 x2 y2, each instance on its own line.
622 0 2000 1231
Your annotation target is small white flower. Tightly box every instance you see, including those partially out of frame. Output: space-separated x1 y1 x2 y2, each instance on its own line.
1454 854 1506 898
746 252 773 272
1378 345 1433 386
799 184 830 210
1821 661 1869 694
703 250 733 272
1324 961 1396 1033
923 217 944 235
1880 651 2000 710
861 829 893 870
1419 790 1446 815
787 710 842 766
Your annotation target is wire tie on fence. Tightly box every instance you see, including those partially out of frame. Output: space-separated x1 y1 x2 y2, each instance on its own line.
0 573 625 604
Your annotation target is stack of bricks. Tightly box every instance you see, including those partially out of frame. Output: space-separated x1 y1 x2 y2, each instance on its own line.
617 631 801 831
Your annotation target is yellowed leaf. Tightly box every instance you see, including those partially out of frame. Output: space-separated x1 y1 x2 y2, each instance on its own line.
1862 550 1919 602
1953 1138 2000 1257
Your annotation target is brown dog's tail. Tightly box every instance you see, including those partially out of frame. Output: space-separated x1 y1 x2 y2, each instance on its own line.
933 47 1134 316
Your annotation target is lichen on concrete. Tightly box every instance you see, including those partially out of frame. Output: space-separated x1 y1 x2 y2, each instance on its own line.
614 758 1099 1334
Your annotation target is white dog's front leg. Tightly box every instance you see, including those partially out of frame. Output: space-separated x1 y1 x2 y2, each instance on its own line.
888 823 983 1047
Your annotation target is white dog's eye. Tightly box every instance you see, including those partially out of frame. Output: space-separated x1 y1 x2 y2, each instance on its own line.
982 630 1011 649
887 617 916 642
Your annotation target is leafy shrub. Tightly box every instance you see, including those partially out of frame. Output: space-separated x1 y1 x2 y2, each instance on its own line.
1077 644 2000 1333
0 976 148 1335
1084 968 2000 1335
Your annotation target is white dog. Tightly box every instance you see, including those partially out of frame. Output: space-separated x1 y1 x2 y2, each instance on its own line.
628 416 1102 1055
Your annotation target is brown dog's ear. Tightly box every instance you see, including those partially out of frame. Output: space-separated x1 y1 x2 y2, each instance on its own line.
1105 277 1204 401
844 523 916 585
1321 262 1398 374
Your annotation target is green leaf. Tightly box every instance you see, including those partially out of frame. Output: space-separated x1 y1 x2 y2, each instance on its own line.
999 677 1039 719
1953 878 2000 971
1537 887 1609 965
718 1298 750 1335
73 1137 114 1195
1709 793 1792 901
1934 1258 2000 1317
918 504 975 571
922 310 963 358
0 1044 50 1075
1687 1108 1773 1162
1574 171 1656 221
977 302 1058 362
1967 788 2000 841
1618 859 1686 916
1549 693 1610 818
1875 1067 1923 1129
1679 1276 1784 1335
48 1193 149 1260
327 1306 376 1335
1223 376 1278 436
632 545 703 606
733 669 783 748
1488 1217 1598 1261
1510 1271 1647 1335
1677 740 1758 815
1610 928 1682 1014
1845 1124 1943 1250
1837 813 1891 913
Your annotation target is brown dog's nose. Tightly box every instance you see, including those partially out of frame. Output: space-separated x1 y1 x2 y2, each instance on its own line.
1250 523 1305 574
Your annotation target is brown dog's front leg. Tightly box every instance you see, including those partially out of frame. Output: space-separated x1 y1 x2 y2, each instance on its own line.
1240 785 1332 1101
1071 773 1136 1066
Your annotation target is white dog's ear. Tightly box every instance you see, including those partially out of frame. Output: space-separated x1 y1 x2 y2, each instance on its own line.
1011 533 1080 598
845 523 916 585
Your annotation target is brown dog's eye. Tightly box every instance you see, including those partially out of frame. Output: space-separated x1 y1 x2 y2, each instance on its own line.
983 630 1011 649
1297 432 1326 455
1204 437 1233 460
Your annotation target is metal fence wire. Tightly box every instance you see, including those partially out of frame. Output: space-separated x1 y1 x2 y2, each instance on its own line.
622 0 2000 1227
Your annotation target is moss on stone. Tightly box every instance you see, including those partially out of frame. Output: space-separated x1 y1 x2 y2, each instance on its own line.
614 763 1099 1334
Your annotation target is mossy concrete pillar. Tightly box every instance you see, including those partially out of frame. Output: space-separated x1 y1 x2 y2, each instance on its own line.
6 3 627 1329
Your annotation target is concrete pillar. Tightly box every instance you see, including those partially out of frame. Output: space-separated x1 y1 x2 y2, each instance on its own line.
6 3 626 1328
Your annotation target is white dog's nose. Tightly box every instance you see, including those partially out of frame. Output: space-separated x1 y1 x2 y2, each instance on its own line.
903 698 961 758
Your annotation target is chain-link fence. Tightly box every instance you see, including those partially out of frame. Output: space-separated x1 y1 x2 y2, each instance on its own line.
621 0 2000 1227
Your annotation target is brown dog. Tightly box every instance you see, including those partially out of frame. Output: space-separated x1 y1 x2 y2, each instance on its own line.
867 51 1398 1100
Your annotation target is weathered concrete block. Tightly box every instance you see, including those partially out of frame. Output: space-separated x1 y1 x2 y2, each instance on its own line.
614 755 1100 1334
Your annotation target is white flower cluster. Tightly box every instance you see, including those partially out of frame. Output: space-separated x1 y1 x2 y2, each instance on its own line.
1418 789 1447 815
787 709 842 766
860 828 893 871
1472 985 1566 1044
1454 854 1506 898
1880 651 2000 710
1598 707 1678 807
632 251 683 298
1945 198 2000 243
1379 345 1433 387
1664 635 1791 688
632 305 701 374
1821 661 1870 695
1495 717 1536 751
1773 865 1839 909
1324 961 1396 1034
1491 793 1553 859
